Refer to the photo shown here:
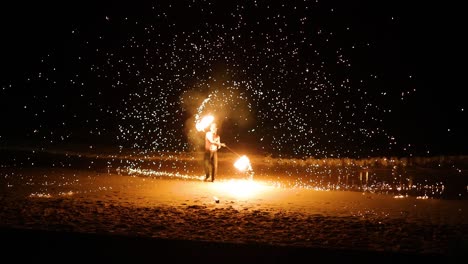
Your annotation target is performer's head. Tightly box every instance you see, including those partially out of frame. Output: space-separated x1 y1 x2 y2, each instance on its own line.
210 123 218 133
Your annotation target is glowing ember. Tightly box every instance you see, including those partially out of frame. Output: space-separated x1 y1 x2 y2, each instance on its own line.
234 155 252 172
29 193 52 198
126 168 204 181
195 115 214 132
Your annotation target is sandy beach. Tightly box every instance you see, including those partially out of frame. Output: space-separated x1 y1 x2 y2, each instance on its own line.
1 1 466 262
1 156 467 262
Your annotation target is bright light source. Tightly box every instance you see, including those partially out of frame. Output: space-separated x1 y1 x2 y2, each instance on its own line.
196 115 214 132
234 155 252 172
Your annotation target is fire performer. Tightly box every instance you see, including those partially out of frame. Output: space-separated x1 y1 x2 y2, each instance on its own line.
204 122 226 182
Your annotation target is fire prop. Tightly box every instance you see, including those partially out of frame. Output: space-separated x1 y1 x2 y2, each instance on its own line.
234 155 252 172
234 155 254 180
195 115 214 132
224 144 253 179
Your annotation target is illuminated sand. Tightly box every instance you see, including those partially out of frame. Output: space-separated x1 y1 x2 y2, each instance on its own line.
1 165 467 261
1 147 467 261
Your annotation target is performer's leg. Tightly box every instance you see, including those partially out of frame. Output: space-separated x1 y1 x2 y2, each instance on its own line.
212 151 218 182
204 151 211 180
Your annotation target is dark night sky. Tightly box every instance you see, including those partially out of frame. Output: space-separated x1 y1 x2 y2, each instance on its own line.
0 1 465 158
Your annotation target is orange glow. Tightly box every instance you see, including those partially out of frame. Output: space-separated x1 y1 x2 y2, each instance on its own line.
217 179 267 199
234 155 252 172
196 115 214 132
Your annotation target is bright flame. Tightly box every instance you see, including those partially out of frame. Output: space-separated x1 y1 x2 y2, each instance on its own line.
196 115 214 132
234 155 252 172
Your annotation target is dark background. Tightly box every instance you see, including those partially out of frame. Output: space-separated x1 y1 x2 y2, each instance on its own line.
0 1 465 158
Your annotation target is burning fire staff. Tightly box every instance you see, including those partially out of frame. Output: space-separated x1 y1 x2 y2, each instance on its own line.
204 122 226 182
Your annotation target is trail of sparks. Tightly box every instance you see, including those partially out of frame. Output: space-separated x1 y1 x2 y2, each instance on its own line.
195 95 213 129
126 168 205 181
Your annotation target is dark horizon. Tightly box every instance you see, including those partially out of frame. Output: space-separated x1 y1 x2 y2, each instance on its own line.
0 1 465 159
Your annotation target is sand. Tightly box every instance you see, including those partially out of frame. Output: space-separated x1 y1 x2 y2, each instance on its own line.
1 165 467 262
